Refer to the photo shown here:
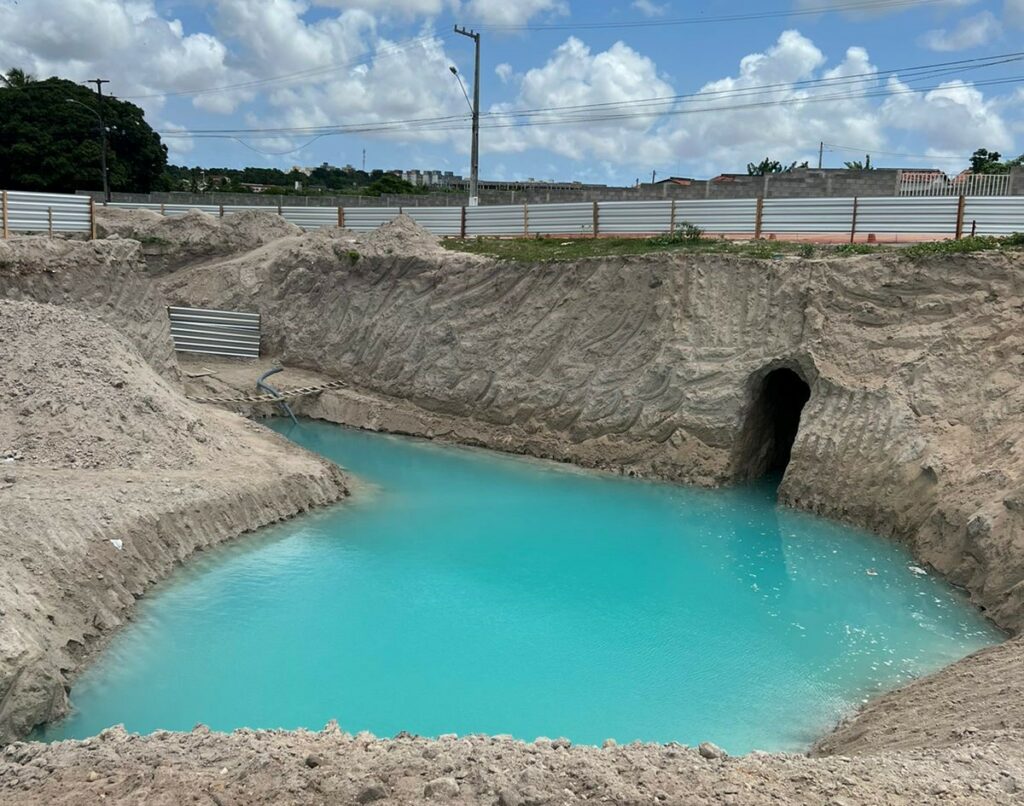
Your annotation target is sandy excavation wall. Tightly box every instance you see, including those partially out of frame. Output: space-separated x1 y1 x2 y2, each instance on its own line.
162 219 1024 632
0 237 179 380
0 298 349 742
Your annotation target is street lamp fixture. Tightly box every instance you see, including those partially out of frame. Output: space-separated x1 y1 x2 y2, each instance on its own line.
66 98 110 202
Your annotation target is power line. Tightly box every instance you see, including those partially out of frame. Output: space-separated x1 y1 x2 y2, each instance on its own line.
156 51 1024 139
475 0 948 30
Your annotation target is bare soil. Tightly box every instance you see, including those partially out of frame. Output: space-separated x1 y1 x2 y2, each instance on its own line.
1 217 1023 804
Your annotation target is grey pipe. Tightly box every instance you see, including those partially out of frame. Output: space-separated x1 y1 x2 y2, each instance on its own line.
256 367 298 425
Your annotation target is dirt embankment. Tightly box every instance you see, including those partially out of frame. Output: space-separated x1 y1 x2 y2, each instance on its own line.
0 298 349 743
0 237 179 380
162 218 1024 634
94 207 303 273
3 723 1022 805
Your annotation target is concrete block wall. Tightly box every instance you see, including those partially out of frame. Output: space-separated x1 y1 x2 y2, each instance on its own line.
78 167 1024 209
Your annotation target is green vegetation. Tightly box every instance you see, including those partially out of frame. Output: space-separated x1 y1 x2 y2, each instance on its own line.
444 233 1024 263
902 234 1024 259
969 148 1024 175
746 158 810 176
445 235 834 262
162 164 438 197
0 69 167 193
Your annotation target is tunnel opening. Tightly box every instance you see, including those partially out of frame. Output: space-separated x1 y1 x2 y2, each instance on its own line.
734 367 811 483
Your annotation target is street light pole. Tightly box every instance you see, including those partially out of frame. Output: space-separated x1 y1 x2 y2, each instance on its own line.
89 79 111 202
66 97 109 203
453 26 480 206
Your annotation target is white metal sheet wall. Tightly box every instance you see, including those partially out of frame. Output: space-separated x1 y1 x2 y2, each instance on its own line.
761 198 856 234
962 197 1024 236
466 205 526 236
527 202 595 236
405 207 462 236
167 306 261 359
674 199 758 234
856 197 960 234
599 201 673 234
3 190 92 234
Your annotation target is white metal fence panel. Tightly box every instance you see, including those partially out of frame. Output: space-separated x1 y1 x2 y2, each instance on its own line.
277 206 339 230
405 207 462 236
343 207 401 232
900 173 1011 197
526 202 595 236
674 199 758 234
466 205 526 236
598 200 673 234
856 197 959 234
962 197 1024 236
762 198 856 234
167 306 260 359
4 190 92 234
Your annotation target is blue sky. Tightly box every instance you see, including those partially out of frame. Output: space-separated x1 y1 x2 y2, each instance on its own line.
3 0 1023 184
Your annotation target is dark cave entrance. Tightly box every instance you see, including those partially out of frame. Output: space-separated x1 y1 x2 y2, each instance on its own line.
734 367 811 482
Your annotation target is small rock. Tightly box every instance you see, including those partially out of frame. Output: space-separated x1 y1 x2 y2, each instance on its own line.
304 754 322 768
698 742 727 760
551 737 571 750
86 771 99 783
602 739 617 749
497 788 521 806
424 776 460 799
357 783 388 803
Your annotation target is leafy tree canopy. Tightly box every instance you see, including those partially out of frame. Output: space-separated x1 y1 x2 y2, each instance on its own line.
0 70 167 193
746 158 809 176
969 147 1024 174
844 155 873 170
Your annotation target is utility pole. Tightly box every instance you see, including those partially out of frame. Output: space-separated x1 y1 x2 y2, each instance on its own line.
89 79 111 202
818 141 824 170
454 25 480 207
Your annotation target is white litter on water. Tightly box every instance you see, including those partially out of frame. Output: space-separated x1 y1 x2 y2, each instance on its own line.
909 565 928 576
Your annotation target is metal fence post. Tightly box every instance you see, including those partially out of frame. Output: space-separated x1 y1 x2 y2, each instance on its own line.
219 204 225 218
669 199 676 233
592 201 599 238
89 196 96 240
850 197 859 244
460 206 467 239
1 190 7 239
523 203 529 237
955 195 966 240
160 202 166 216
754 197 764 239
337 207 345 228
48 207 53 237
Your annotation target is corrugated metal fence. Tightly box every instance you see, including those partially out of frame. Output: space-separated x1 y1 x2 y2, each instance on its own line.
2 190 1021 240
103 196 1023 240
1 190 93 237
167 306 261 358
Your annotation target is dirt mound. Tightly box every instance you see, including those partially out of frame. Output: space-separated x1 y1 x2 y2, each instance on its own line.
0 237 179 380
360 213 445 257
93 207 303 273
0 299 228 470
0 298 348 742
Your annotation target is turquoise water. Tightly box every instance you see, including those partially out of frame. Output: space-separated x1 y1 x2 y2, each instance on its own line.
43 421 1002 753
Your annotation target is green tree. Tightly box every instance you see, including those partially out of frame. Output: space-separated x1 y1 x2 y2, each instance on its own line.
363 174 426 195
0 68 35 88
0 72 167 193
969 148 1006 174
844 155 873 170
746 158 809 175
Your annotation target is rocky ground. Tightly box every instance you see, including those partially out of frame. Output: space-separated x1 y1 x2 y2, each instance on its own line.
1 212 1022 804
2 721 1022 805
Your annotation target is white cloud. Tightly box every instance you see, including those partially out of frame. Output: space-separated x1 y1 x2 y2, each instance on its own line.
310 0 453 17
463 0 568 26
486 37 676 161
880 78 1014 155
632 0 668 17
0 0 239 116
495 63 514 83
1006 0 1024 28
920 11 1001 51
